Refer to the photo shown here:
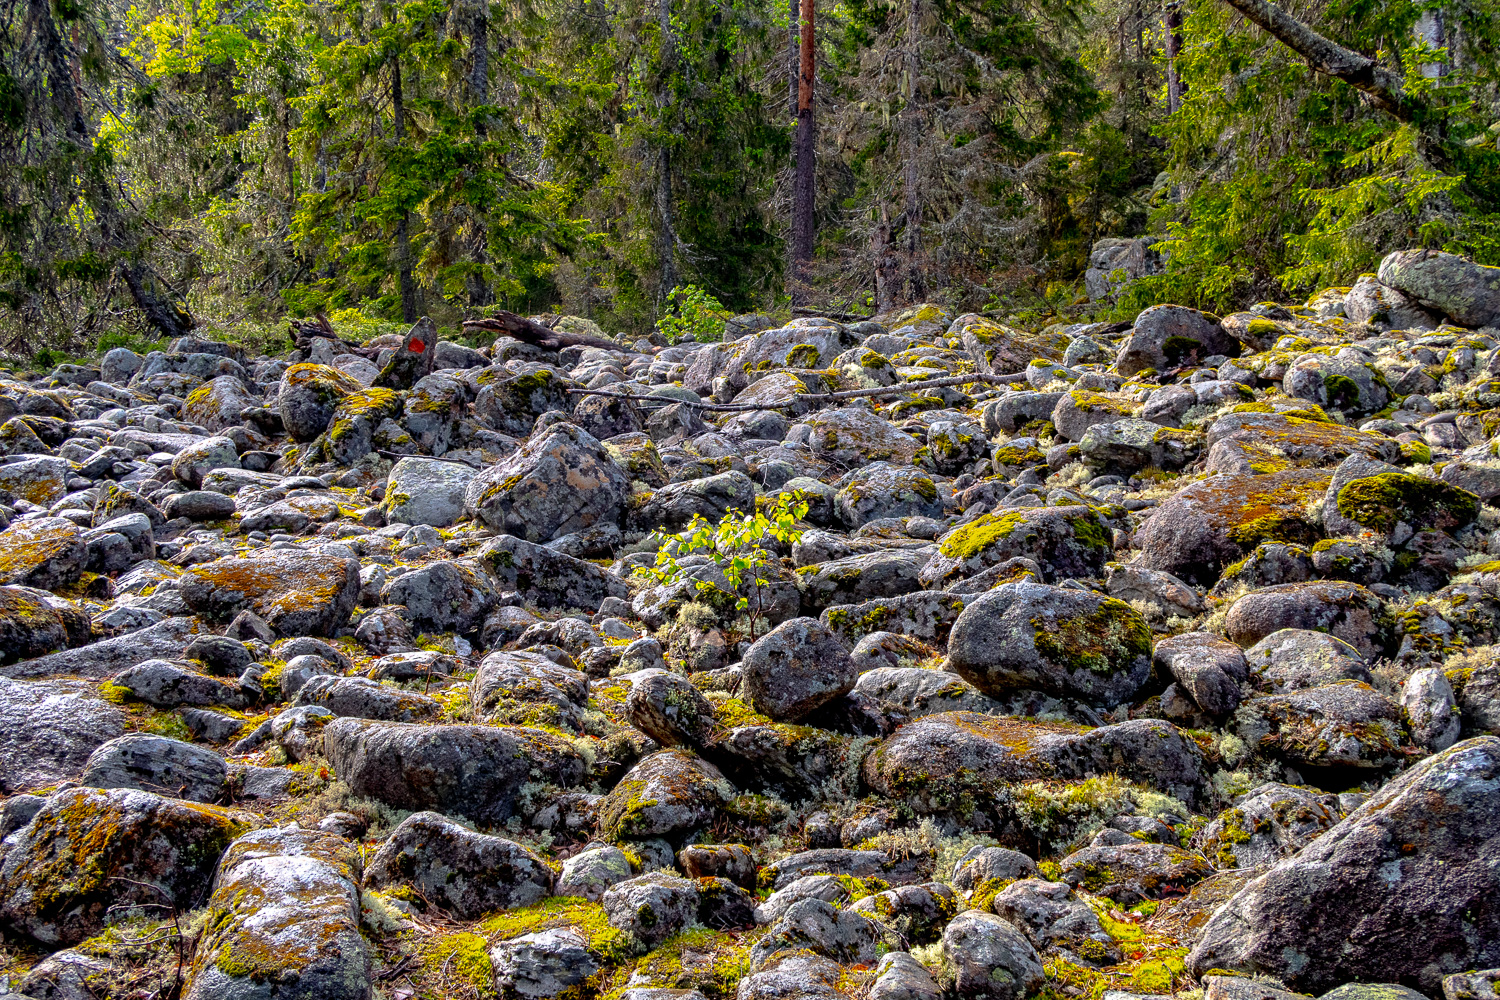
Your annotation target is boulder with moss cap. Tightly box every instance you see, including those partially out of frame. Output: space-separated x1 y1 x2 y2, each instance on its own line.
186 826 368 1000
947 581 1151 707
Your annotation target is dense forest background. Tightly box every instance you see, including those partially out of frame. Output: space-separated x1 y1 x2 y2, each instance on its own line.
3 0 1500 355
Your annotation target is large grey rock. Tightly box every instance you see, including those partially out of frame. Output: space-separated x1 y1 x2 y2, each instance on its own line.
81 733 228 803
1402 667 1462 752
278 362 365 441
940 910 1044 1000
947 582 1151 707
464 422 630 541
864 713 1210 814
0 677 125 793
186 827 369 1000
491 926 600 1000
1116 305 1238 376
471 650 590 733
323 719 586 825
476 533 631 611
1244 628 1372 693
0 786 245 946
381 559 497 633
834 463 945 528
742 617 857 721
918 505 1112 588
1193 781 1340 870
0 517 86 590
625 669 715 748
383 456 480 527
603 872 700 947
1378 249 1500 327
1187 736 1500 993
364 811 554 919
294 674 441 722
171 435 240 489
557 845 633 902
1152 631 1248 715
2 616 199 680
182 549 361 637
989 879 1119 965
598 748 735 840
750 897 881 969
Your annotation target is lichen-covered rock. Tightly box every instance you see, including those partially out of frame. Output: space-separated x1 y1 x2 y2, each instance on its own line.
1152 631 1248 715
294 674 441 722
639 470 757 531
939 910 1044 1000
0 585 72 664
1233 682 1409 772
491 925 602 1000
603 872 700 947
1283 354 1390 418
1244 628 1372 692
381 559 496 633
477 533 631 611
171 435 240 489
82 733 228 803
862 713 1209 816
278 363 365 441
558 845 634 901
186 826 369 1000
1377 249 1500 327
597 748 735 840
625 668 715 748
1187 736 1500 994
849 881 958 945
0 677 125 793
1224 581 1395 659
742 617 858 722
0 456 70 505
0 786 248 946
919 506 1112 588
798 407 921 465
1058 841 1213 905
1135 470 1332 586
1116 305 1239 376
472 650 590 732
0 517 87 590
1402 667 1462 751
323 719 586 824
1193 781 1340 869
364 812 554 919
834 462 944 528
464 422 631 541
988 879 1119 965
182 549 361 637
383 455 480 527
822 591 973 647
751 896 881 969
947 582 1151 706
1332 472 1479 538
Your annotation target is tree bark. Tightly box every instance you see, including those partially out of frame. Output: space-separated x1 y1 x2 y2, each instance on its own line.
390 51 419 323
899 0 925 304
656 0 681 301
789 0 816 305
1219 0 1414 120
27 0 193 340
1165 1 1185 114
788 0 799 115
466 0 493 308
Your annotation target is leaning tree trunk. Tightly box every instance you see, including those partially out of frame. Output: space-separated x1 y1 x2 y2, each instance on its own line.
790 0 816 305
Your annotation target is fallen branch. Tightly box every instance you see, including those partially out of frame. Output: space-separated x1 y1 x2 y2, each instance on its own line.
463 312 633 353
566 370 1028 412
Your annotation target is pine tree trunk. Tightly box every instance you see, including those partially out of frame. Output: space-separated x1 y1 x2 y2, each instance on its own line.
790 0 816 305
28 0 192 341
899 0 925 304
657 0 681 301
391 53 418 323
467 0 493 307
1165 1 1185 113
